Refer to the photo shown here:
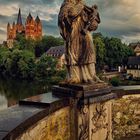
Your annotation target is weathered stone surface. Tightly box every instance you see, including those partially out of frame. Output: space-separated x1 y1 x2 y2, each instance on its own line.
53 83 112 99
59 83 108 91
0 93 69 140
113 95 140 139
0 85 140 140
19 92 62 107
120 136 140 140
53 83 114 140
78 101 113 140
89 101 113 140
0 105 43 132
17 107 70 140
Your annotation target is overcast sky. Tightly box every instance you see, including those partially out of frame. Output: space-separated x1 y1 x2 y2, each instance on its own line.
0 0 140 44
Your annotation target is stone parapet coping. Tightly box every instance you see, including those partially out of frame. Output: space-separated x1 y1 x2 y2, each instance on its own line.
0 93 69 140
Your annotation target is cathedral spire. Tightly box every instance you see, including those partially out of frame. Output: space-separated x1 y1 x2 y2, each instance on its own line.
35 15 41 24
17 8 22 25
7 22 10 27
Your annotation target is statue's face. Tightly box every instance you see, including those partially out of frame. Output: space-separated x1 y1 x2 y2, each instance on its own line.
88 20 98 31
88 7 100 31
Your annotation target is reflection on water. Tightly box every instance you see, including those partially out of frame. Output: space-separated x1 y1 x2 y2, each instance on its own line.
0 76 50 111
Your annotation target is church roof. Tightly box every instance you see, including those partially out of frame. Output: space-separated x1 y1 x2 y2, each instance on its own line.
127 56 140 65
17 8 22 25
46 46 65 58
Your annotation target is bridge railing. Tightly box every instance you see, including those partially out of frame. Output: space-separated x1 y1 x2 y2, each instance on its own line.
0 85 139 140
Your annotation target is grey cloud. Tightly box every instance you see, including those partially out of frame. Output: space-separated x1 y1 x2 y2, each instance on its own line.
0 29 6 34
0 0 39 5
0 0 140 43
42 14 59 36
0 15 8 20
0 14 15 25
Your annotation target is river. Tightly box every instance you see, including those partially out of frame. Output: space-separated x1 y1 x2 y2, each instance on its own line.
0 76 50 111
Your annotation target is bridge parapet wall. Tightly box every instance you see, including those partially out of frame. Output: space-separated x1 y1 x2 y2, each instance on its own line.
0 84 139 140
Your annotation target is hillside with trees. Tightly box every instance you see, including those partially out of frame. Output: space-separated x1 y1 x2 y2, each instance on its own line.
0 34 134 83
0 35 65 84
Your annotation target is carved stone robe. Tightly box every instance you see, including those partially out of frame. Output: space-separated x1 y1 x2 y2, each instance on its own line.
58 2 96 66
58 1 100 83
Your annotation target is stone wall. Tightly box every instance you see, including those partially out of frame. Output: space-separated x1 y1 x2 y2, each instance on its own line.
0 84 139 140
113 95 140 140
17 107 70 140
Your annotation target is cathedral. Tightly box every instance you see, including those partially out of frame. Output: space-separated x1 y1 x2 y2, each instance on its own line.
7 9 42 48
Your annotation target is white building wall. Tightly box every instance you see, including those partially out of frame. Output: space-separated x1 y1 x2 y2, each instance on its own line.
127 69 140 78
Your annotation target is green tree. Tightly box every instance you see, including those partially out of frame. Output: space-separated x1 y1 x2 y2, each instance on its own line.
110 77 120 86
104 37 133 69
0 47 11 73
35 35 64 57
93 33 106 71
13 33 36 52
2 49 35 79
35 55 58 81
4 49 22 76
35 54 66 83
17 50 36 79
13 33 26 49
121 44 134 65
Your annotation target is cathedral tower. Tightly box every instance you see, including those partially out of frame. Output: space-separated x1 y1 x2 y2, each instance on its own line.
7 22 14 48
25 13 35 39
35 16 42 39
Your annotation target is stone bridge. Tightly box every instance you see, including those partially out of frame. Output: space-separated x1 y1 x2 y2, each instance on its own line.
0 84 139 140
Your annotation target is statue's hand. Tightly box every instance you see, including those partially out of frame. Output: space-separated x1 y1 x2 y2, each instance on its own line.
81 21 91 35
81 29 87 35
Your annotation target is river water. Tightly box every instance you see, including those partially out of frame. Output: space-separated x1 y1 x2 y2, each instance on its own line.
0 76 50 111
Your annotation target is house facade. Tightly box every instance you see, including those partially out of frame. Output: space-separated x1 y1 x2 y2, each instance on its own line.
127 56 140 78
46 46 65 69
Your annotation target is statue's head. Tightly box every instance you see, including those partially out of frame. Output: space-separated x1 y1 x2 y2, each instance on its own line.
88 5 101 31
64 0 75 3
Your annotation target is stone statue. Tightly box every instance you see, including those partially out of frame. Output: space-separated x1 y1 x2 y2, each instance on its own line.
58 0 102 83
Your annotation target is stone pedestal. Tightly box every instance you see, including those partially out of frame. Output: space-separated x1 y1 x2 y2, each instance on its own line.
52 83 115 140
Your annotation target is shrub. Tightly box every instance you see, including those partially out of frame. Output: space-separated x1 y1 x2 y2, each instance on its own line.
110 77 120 86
